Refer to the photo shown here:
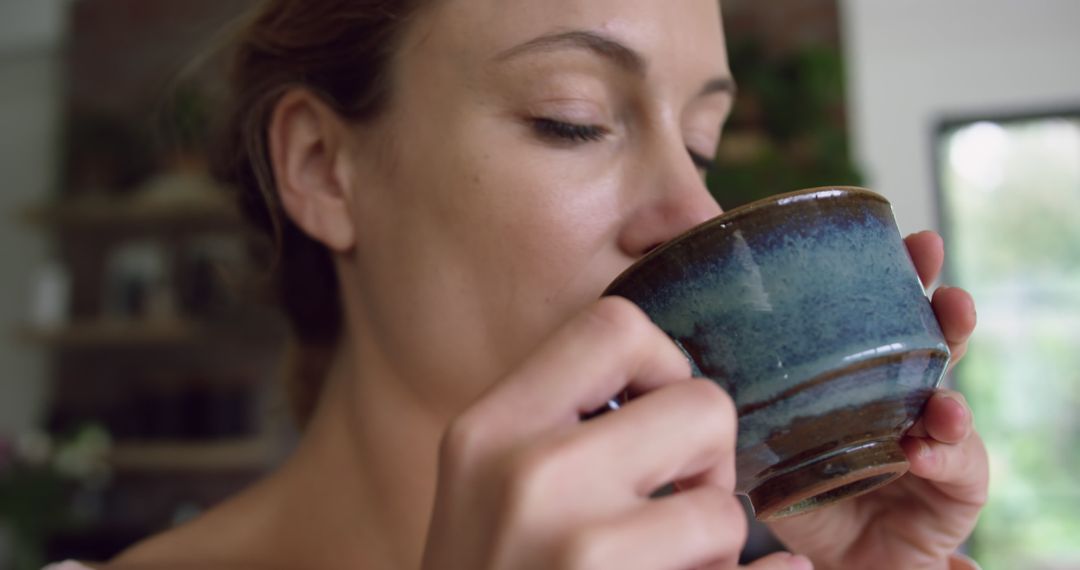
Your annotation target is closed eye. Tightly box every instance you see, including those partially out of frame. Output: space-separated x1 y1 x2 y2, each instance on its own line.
531 118 608 143
688 149 716 176
532 117 715 176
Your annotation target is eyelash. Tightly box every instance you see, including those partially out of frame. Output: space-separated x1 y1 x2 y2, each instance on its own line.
688 150 715 174
532 118 608 143
531 117 716 175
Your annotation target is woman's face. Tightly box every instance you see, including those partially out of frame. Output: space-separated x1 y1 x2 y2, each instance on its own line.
343 0 732 413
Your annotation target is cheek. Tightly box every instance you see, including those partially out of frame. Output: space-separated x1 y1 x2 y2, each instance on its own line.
459 144 633 358
355 107 632 386
458 139 626 291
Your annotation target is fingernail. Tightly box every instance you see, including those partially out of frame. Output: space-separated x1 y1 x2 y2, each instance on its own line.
789 554 814 570
941 390 967 404
918 439 935 460
941 392 971 420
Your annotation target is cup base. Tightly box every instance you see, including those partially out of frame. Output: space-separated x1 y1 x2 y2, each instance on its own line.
747 438 908 521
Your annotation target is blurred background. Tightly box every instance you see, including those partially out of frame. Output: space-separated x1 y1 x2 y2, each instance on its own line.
0 0 1077 569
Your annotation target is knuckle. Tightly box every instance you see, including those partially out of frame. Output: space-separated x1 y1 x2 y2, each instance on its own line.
970 486 989 508
652 489 746 563
504 440 573 507
554 526 610 570
440 410 491 471
683 379 738 439
723 494 749 545
587 297 652 339
692 488 747 544
588 298 691 378
964 439 991 508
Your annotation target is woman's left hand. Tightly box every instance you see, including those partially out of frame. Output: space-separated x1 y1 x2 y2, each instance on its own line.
766 231 988 570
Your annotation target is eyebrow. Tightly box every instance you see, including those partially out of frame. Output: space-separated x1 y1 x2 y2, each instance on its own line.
494 29 736 98
495 29 647 75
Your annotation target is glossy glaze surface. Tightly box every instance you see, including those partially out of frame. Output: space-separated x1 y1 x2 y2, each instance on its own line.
605 187 950 520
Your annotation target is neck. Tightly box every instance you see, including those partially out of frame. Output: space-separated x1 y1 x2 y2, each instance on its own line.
269 341 446 569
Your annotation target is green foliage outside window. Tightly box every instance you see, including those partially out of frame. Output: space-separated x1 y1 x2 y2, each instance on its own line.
940 116 1080 569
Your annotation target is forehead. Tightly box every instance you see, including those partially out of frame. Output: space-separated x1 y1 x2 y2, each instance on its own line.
409 0 727 75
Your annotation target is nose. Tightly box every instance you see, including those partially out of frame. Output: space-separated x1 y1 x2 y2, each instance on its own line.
617 140 724 259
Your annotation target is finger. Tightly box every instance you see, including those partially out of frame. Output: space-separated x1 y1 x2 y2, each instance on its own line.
906 416 928 438
905 231 945 287
561 485 747 570
900 431 989 507
906 389 972 440
486 297 692 436
932 286 977 350
572 378 737 496
922 390 972 443
737 552 814 570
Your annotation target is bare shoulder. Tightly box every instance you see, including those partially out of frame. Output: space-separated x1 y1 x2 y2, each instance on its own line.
104 479 288 570
104 522 271 570
95 562 279 570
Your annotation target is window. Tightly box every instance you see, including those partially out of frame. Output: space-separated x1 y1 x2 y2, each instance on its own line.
936 110 1080 569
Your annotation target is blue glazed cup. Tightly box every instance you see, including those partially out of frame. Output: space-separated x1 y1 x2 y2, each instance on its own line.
604 186 950 521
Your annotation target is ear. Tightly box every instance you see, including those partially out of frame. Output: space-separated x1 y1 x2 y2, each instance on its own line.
268 89 357 252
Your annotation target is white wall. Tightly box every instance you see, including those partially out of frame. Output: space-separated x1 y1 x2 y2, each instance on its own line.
0 0 67 433
840 0 1080 235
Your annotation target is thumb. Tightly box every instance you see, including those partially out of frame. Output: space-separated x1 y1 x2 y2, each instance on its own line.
739 552 814 570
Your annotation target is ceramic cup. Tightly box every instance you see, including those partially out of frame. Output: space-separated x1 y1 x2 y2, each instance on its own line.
603 186 950 521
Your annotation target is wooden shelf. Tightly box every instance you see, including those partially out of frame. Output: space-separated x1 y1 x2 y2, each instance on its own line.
111 438 273 472
21 200 242 233
19 319 199 347
17 317 284 348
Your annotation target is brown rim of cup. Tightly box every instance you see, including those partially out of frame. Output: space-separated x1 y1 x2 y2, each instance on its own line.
604 186 890 295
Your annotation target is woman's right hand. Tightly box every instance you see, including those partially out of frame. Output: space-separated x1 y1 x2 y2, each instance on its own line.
420 297 812 570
